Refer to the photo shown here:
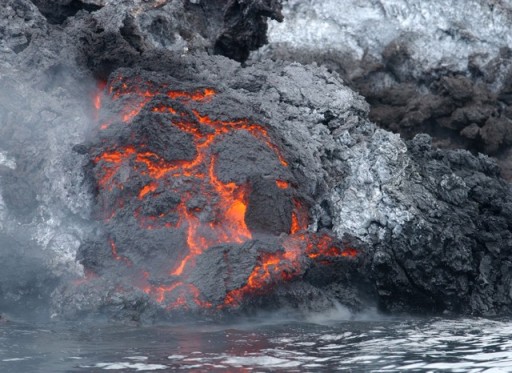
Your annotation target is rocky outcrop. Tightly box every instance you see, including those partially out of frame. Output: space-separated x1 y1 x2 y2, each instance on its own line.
58 51 512 318
264 0 512 179
1 0 512 320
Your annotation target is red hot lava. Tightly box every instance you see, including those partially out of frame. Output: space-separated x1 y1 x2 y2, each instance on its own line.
86 73 358 312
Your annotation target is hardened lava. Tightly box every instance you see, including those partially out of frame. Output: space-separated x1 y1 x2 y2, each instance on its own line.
69 69 361 319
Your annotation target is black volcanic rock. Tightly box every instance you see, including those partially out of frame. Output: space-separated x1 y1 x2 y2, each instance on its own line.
30 0 103 24
373 134 512 315
245 176 293 235
213 0 283 61
66 0 283 78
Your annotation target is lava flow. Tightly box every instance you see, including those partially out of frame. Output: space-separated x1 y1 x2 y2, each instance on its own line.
84 71 358 312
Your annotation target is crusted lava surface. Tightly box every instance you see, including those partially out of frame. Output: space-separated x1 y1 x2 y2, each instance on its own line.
62 69 366 320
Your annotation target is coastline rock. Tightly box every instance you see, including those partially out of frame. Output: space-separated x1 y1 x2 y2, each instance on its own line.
1 0 512 320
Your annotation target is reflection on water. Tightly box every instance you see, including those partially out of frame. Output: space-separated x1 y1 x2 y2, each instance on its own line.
1 310 511 372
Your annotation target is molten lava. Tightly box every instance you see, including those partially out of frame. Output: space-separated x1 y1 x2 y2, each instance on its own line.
86 73 358 311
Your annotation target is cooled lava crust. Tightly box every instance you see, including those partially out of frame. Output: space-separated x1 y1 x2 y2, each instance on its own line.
74 69 363 317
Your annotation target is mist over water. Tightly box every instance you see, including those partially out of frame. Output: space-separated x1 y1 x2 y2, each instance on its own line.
1 313 512 372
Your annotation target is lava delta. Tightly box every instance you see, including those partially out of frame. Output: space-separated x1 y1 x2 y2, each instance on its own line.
77 69 359 314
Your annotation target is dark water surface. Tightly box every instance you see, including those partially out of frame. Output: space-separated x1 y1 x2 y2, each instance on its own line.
1 311 511 372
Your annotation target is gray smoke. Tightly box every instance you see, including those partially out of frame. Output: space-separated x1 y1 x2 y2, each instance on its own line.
0 1 99 318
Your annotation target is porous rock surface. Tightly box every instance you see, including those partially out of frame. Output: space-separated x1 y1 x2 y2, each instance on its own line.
265 0 512 179
31 0 283 63
55 57 377 320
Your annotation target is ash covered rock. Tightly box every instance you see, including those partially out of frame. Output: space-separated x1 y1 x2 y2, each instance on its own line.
264 0 512 178
338 127 512 315
0 0 47 56
30 0 103 25
2 0 282 75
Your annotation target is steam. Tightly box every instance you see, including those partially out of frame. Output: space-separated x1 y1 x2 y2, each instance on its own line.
197 303 385 330
0 67 99 318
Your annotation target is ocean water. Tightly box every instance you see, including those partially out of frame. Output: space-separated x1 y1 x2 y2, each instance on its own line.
1 311 511 372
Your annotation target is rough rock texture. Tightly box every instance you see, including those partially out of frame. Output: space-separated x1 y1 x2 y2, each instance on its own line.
5 0 282 74
1 0 512 320
0 0 283 317
56 59 375 320
30 0 102 24
41 0 283 64
334 123 512 315
264 0 512 179
379 136 512 315
57 52 512 319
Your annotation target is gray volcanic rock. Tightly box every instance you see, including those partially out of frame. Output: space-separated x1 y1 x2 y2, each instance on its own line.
335 123 512 314
264 0 512 178
65 52 512 318
30 0 102 24
269 0 512 73
71 0 281 66
2 0 283 74
0 1 47 56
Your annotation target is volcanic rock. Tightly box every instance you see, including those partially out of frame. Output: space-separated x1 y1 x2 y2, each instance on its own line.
70 62 371 318
68 0 282 76
264 0 512 179
1 0 512 320
30 0 103 24
64 52 512 318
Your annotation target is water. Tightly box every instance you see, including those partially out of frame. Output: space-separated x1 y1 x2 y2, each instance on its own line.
1 312 512 372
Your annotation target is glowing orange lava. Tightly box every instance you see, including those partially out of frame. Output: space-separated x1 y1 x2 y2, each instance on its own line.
276 180 290 189
109 239 132 266
341 248 358 257
138 182 158 200
224 250 301 306
89 75 358 310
